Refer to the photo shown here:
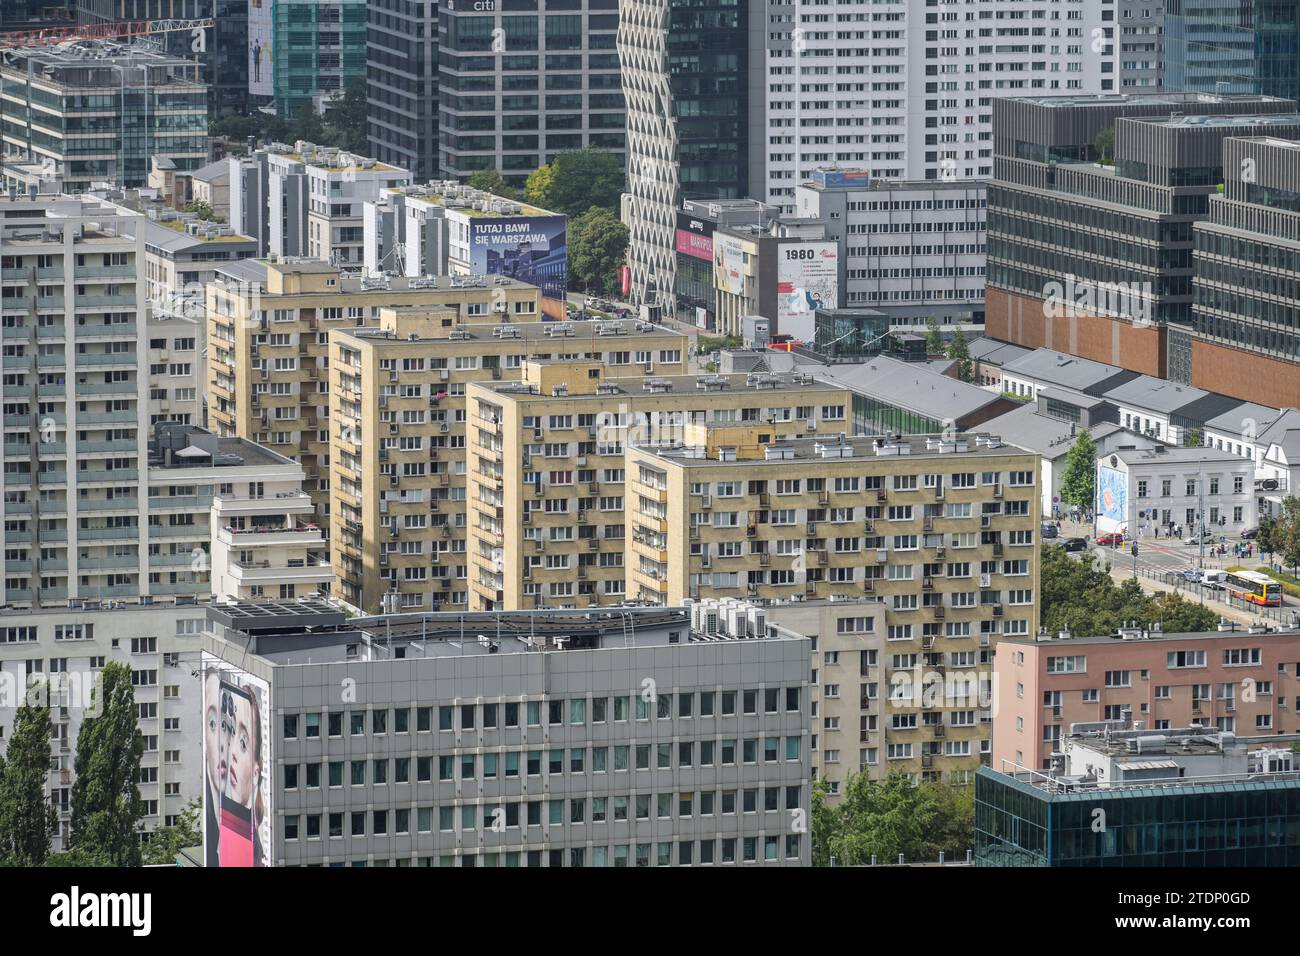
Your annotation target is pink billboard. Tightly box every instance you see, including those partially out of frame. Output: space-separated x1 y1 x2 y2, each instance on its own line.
674 229 714 262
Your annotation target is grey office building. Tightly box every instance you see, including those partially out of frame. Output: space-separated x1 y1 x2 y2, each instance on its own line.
985 92 1297 380
366 0 438 181
437 1 625 185
1190 135 1300 408
202 602 812 867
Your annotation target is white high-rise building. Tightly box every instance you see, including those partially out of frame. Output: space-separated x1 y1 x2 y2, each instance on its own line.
761 0 1119 211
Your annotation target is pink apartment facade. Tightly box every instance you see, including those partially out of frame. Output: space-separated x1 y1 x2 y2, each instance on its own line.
993 625 1300 772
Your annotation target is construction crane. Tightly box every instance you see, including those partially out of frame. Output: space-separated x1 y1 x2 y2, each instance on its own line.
0 17 214 52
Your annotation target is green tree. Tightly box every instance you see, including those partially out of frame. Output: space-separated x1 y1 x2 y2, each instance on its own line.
1270 497 1300 576
1186 429 1204 448
466 169 516 200
289 102 325 147
1095 126 1115 164
924 317 944 356
1258 514 1277 558
568 206 629 295
1040 545 1220 637
322 76 369 155
183 199 215 221
141 800 201 866
1059 431 1099 514
815 772 973 866
69 662 145 867
945 331 973 382
523 148 624 214
810 776 836 867
0 685 57 866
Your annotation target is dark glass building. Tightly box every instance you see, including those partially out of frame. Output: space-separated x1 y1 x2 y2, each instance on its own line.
620 0 760 315
366 0 438 180
977 766 1300 867
985 93 1297 380
1165 0 1300 104
1189 135 1300 407
438 1 624 185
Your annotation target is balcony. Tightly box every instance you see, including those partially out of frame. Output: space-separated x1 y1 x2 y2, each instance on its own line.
217 522 324 548
228 557 334 584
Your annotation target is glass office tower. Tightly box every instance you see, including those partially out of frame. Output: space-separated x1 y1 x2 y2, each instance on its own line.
1165 0 1300 102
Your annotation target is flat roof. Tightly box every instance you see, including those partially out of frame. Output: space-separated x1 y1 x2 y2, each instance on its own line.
337 318 679 347
1204 401 1283 434
477 371 840 401
1003 626 1300 647
1132 112 1300 129
979 404 1099 459
637 433 1030 468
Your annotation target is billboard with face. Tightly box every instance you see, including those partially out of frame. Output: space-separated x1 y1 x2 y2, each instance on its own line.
202 654 271 867
776 242 839 341
468 215 568 320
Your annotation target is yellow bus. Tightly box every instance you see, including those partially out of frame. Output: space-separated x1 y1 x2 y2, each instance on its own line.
1224 570 1283 607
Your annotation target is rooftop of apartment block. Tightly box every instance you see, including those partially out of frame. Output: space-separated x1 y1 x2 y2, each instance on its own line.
214 259 538 296
1002 622 1296 648
383 180 560 218
262 140 403 175
148 422 295 471
337 314 677 348
478 369 840 401
634 432 1029 468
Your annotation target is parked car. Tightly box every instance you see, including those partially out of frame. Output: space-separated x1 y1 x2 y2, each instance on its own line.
1096 532 1125 546
1060 537 1088 552
1041 523 1059 539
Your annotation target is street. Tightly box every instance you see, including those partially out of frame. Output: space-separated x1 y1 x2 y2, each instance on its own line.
1046 515 1300 619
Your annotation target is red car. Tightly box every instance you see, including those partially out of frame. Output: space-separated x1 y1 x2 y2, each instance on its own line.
1095 532 1125 546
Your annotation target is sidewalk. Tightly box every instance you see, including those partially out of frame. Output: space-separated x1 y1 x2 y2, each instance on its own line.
1106 566 1263 629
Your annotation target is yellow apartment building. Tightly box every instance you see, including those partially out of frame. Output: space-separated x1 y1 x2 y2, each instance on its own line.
465 366 853 611
329 310 691 613
206 259 546 540
628 430 1042 787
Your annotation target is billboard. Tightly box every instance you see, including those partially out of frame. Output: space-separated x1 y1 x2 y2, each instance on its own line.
675 210 714 262
775 241 839 341
248 0 273 98
714 233 747 296
1096 465 1129 533
202 654 272 867
468 215 568 321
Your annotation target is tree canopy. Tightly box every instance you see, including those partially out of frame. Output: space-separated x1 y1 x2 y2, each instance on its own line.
0 686 57 866
812 773 973 866
466 169 517 200
1040 544 1220 637
924 317 944 356
524 148 624 215
567 206 629 295
945 331 973 382
1059 431 1099 512
69 662 145 867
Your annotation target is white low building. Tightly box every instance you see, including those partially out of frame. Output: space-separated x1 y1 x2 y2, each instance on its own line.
1095 445 1257 539
149 423 333 603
